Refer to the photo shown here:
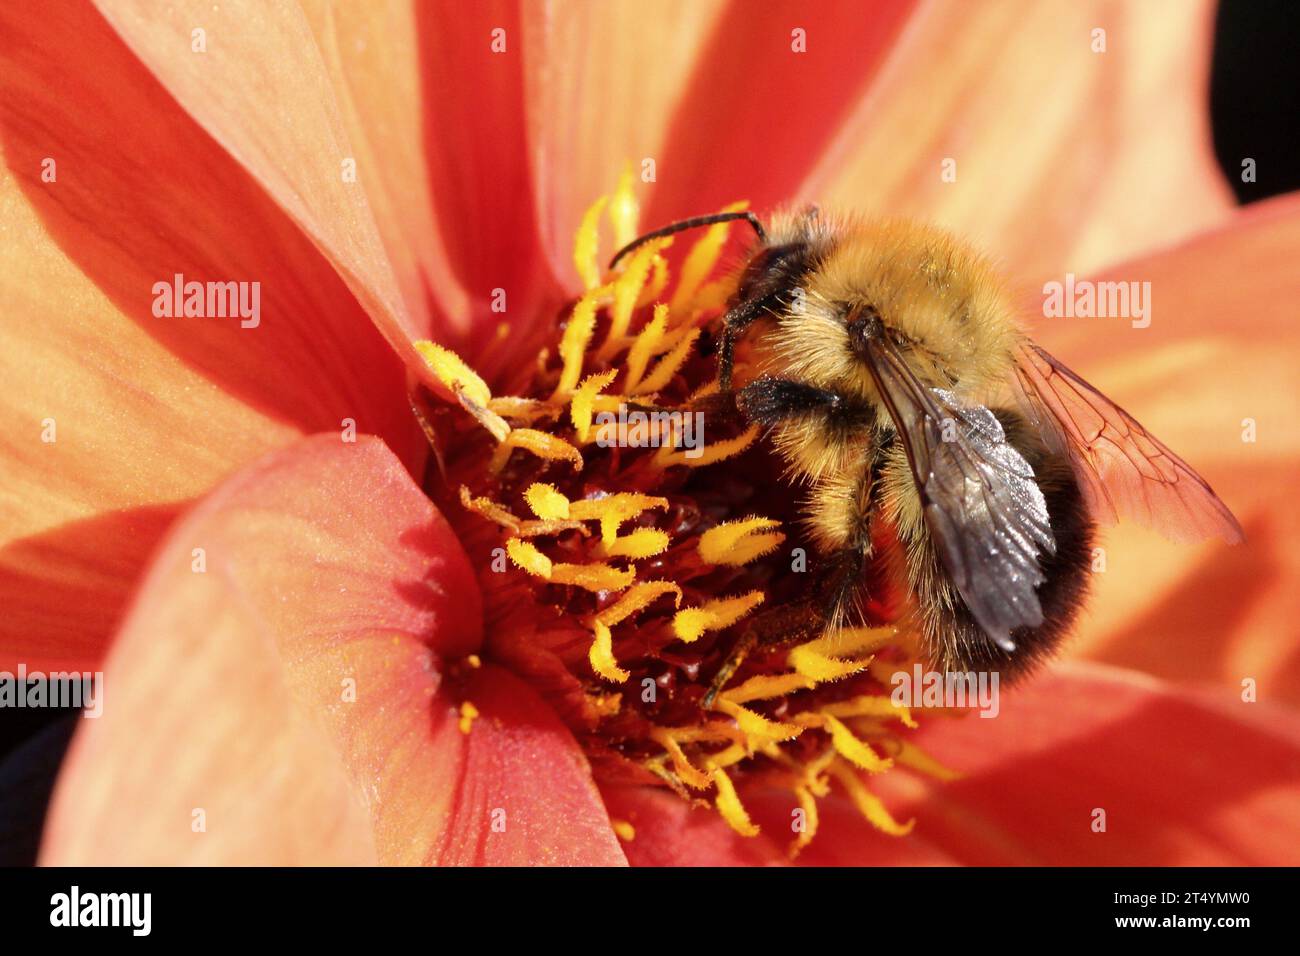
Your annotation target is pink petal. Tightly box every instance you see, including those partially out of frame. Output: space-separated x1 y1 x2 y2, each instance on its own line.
41 436 624 865
601 785 788 867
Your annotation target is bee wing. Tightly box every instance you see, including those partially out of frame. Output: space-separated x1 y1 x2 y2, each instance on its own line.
1013 341 1243 545
863 336 1057 650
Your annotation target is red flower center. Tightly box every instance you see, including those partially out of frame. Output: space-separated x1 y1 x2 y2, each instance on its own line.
410 175 941 852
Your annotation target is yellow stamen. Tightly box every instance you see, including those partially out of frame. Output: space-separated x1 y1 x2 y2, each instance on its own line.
568 493 669 545
657 723 744 746
801 625 899 659
415 340 491 408
720 671 813 705
588 621 630 683
524 482 571 520
460 486 521 531
635 254 670 308
632 328 700 395
415 340 510 441
891 738 961 782
654 424 759 469
609 163 640 249
599 527 671 560
612 819 637 843
672 590 765 643
705 742 752 769
827 758 914 836
713 698 804 742
570 369 619 443
821 714 893 773
506 538 553 578
649 730 712 790
711 767 760 837
820 695 918 729
489 428 583 473
788 643 872 683
790 784 819 858
601 239 670 357
508 539 634 592
573 195 609 291
553 290 603 398
487 396 553 423
551 562 635 592
698 517 785 566
623 303 669 393
458 701 479 735
594 581 682 628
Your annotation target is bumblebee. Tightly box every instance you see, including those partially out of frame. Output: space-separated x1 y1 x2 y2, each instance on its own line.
612 208 1243 687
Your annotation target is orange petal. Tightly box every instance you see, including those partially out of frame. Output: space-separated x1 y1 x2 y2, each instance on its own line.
750 663 1300 865
40 436 625 865
413 0 566 385
803 0 1234 280
1023 194 1300 703
0 5 426 671
93 0 432 378
299 0 472 345
521 0 729 283
639 0 917 233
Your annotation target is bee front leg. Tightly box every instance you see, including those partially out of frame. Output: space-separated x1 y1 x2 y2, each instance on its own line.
673 374 844 439
735 376 849 425
717 295 782 392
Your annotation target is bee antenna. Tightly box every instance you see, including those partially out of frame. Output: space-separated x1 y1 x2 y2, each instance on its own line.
608 211 767 269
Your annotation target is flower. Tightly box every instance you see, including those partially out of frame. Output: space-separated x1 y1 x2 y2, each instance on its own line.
2 1 1298 865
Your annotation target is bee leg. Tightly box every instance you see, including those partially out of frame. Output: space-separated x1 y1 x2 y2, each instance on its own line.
701 540 874 709
817 536 873 635
802 449 880 629
700 631 756 709
715 237 817 389
735 376 851 425
702 525 875 710
700 513 876 710
717 294 780 392
681 377 847 441
701 601 826 708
